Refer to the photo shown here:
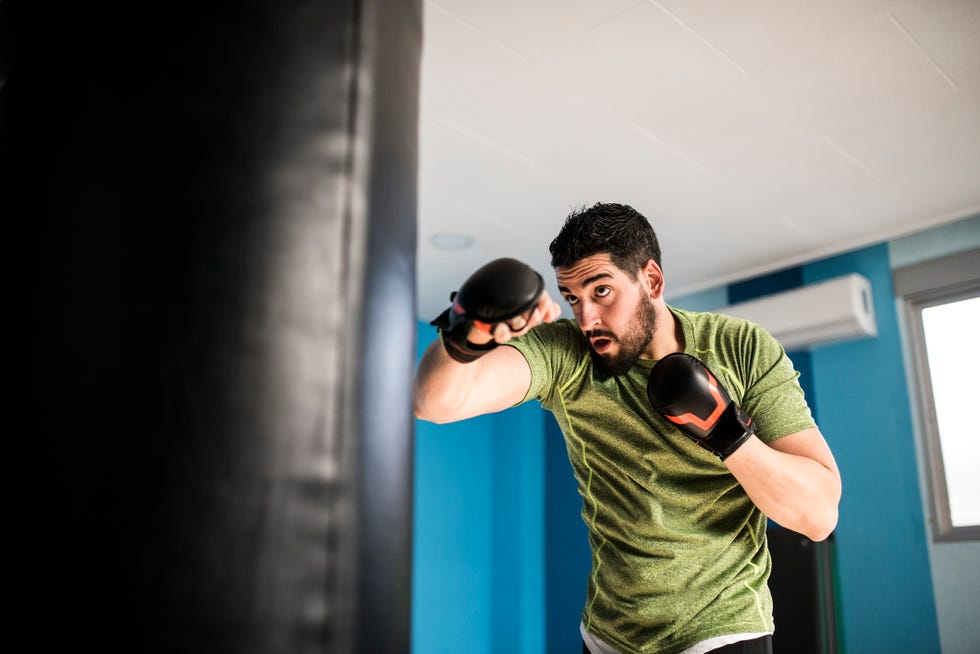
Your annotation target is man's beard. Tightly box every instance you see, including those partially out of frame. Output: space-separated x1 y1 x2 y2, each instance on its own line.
589 296 657 379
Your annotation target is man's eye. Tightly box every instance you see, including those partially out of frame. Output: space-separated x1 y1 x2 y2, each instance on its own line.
595 286 611 298
564 295 579 306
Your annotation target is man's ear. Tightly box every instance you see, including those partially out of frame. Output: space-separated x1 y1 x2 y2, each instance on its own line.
642 259 665 299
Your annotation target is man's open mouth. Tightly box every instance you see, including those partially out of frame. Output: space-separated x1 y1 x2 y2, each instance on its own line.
591 337 613 354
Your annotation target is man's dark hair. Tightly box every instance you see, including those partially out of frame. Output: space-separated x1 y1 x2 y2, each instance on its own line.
549 202 662 275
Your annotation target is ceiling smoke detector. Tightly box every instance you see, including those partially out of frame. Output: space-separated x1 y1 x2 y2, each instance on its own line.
429 233 474 251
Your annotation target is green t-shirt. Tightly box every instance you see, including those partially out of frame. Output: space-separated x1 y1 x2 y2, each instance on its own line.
508 306 816 654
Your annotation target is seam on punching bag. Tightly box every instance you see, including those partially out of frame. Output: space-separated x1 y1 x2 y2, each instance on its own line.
332 1 365 653
341 0 363 286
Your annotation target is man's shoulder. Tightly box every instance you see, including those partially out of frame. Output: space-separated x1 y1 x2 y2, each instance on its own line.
506 317 588 366
513 318 584 346
671 305 765 340
507 319 591 407
672 306 783 370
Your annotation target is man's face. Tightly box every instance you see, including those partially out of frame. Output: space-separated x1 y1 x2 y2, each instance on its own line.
555 253 657 377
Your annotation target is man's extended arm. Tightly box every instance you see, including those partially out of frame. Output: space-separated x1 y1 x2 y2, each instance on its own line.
413 291 562 423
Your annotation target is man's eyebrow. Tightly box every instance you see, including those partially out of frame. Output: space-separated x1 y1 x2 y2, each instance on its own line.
558 272 612 294
583 272 612 287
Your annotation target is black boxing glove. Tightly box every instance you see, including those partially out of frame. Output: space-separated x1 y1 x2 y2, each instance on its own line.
646 353 754 460
431 258 544 363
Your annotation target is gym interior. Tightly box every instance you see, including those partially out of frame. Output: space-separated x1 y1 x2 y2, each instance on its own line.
4 1 978 653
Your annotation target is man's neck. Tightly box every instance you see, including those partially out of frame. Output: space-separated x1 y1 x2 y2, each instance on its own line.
649 303 684 360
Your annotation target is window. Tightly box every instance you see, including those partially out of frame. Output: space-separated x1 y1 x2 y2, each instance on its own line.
919 295 980 530
896 248 980 541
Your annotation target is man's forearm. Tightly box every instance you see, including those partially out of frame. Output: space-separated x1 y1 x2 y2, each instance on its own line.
725 433 841 541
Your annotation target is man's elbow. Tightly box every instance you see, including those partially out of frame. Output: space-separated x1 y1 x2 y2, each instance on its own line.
412 381 442 423
412 395 458 424
413 399 436 423
806 469 842 542
413 405 447 424
804 506 839 542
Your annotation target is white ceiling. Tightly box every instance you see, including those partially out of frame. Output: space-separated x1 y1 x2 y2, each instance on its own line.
415 0 980 321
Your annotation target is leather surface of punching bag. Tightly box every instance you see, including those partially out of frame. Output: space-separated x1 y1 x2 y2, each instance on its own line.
2 1 420 652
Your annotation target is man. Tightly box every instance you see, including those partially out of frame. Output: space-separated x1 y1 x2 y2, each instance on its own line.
414 203 841 654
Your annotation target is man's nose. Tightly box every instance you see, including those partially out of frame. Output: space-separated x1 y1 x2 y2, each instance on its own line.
578 300 601 329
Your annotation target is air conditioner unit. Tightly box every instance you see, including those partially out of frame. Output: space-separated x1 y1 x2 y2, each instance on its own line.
714 273 877 351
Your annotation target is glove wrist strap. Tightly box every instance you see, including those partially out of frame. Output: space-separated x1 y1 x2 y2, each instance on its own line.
430 301 497 364
709 403 754 460
438 329 497 363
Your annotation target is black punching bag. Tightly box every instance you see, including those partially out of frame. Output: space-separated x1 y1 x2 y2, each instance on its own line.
1 1 420 652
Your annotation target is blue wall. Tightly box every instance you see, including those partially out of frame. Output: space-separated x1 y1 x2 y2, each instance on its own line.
889 215 980 654
544 415 591 653
413 329 548 654
802 244 939 653
413 379 495 652
491 402 546 653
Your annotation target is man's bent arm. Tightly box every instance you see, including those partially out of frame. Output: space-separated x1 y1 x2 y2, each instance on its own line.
724 428 842 542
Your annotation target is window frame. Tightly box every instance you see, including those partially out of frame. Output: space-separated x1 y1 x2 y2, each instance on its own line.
895 247 980 542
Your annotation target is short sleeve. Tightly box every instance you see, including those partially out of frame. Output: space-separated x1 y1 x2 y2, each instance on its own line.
506 319 587 411
738 325 817 442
